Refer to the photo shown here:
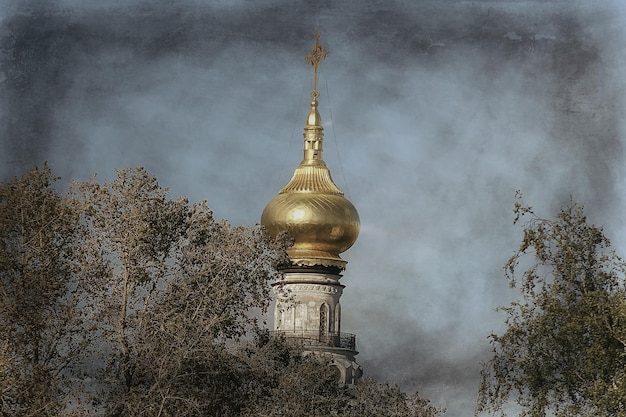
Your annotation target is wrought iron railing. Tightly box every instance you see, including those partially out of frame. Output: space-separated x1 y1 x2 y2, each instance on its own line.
270 330 356 351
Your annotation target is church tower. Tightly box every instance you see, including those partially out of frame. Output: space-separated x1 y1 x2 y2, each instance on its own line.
261 32 362 384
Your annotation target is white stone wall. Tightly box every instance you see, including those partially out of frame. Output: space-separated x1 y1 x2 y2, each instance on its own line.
274 271 343 334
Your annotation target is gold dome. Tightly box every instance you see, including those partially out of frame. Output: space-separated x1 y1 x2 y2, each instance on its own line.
261 33 359 269
261 160 360 269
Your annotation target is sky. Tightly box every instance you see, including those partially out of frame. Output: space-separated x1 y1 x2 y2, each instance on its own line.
2 0 626 415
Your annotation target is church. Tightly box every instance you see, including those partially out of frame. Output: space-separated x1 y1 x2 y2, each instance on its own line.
261 32 362 385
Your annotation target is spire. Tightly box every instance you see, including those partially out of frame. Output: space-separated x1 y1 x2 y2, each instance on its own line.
302 31 327 163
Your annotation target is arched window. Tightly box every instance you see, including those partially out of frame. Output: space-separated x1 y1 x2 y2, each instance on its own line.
319 303 329 337
334 303 341 334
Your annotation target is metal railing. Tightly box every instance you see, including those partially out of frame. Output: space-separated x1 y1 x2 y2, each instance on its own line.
270 330 356 351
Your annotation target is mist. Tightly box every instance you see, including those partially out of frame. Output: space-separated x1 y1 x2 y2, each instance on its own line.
2 1 626 415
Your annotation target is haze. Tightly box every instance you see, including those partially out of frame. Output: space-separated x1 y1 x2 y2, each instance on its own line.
2 1 626 415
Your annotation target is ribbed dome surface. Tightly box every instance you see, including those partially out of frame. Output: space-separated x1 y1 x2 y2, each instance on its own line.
279 162 343 195
261 188 359 268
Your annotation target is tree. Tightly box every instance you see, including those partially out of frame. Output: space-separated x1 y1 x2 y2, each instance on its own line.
72 167 290 416
240 334 350 417
106 203 289 417
242 333 444 417
2 165 442 416
71 167 189 412
345 378 443 417
477 195 626 417
0 165 84 417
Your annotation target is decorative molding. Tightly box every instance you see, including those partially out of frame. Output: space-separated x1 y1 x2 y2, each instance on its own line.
286 283 343 294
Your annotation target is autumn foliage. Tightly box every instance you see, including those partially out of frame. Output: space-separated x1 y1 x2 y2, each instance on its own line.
0 165 442 417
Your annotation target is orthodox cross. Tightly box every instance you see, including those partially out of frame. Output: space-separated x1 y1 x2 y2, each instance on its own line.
305 31 328 100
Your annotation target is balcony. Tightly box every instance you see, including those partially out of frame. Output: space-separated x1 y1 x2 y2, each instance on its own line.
270 330 356 351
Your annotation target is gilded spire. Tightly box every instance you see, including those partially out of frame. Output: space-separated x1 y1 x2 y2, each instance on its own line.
302 31 327 163
280 31 339 194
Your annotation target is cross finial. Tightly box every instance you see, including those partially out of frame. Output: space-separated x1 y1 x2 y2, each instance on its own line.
305 30 328 100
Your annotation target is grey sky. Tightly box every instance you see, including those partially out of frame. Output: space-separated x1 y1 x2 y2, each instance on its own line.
2 1 626 415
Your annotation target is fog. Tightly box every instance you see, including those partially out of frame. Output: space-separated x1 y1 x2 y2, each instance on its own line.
2 1 626 415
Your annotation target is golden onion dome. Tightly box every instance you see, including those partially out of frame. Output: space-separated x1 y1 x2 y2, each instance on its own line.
261 33 359 269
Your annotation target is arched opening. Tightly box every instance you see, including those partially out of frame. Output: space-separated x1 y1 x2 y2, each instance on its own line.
319 303 329 341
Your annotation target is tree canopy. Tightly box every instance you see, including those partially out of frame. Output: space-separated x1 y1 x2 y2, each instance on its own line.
0 165 442 417
0 164 84 416
477 195 626 417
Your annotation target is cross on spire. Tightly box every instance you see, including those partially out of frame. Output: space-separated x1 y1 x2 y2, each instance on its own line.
305 30 328 100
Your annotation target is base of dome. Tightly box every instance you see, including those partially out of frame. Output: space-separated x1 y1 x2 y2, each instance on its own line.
287 248 348 270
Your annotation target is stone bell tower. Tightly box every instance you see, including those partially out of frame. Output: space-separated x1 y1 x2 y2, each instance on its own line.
261 32 362 384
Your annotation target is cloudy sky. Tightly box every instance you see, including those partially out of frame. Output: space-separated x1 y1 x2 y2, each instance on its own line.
2 1 626 415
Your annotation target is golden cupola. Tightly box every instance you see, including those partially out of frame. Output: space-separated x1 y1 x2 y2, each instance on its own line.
261 32 360 270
